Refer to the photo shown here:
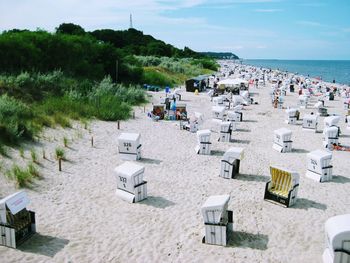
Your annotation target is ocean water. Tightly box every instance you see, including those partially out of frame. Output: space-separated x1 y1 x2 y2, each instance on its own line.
244 59 350 85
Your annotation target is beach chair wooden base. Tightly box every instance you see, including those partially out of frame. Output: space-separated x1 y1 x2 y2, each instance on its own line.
202 210 233 246
306 170 332 183
115 181 147 203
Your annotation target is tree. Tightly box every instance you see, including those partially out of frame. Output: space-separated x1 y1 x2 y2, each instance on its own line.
56 23 86 35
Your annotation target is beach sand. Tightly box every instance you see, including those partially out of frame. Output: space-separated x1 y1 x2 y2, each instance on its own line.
0 80 349 263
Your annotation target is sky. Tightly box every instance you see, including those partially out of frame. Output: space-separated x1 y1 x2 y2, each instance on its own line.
0 0 350 59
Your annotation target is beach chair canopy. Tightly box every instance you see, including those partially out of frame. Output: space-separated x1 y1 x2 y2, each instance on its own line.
223 147 244 161
324 115 340 127
0 191 30 224
201 195 230 224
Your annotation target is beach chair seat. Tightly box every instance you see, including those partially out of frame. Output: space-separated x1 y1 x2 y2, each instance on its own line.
196 129 211 155
0 191 36 248
264 166 300 207
303 114 318 132
306 150 333 182
114 162 147 203
220 147 244 179
273 128 293 153
323 214 350 263
201 195 233 246
118 133 142 161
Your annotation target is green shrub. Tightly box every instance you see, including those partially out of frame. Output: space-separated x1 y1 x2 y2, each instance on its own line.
30 149 38 163
27 162 39 177
53 113 72 128
63 136 69 147
19 148 25 158
55 147 65 160
0 144 9 157
7 164 32 188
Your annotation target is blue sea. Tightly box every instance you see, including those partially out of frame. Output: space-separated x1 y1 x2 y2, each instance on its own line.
243 59 350 85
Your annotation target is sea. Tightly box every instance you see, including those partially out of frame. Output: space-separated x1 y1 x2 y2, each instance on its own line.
243 59 350 85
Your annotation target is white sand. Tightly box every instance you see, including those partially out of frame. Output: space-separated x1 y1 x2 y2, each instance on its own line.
1 81 350 263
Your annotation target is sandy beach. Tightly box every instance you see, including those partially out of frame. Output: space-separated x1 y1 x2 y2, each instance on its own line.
1 68 350 263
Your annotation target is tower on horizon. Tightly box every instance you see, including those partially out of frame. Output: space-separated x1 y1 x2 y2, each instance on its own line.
129 14 133 29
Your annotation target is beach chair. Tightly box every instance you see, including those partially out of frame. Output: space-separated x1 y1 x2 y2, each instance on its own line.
213 96 223 106
347 116 350 130
298 95 308 109
220 147 244 179
323 214 350 263
303 114 318 132
118 133 142 161
318 107 329 117
306 150 333 182
285 108 298 124
196 129 211 155
201 195 233 246
323 127 339 150
152 104 165 120
212 106 226 120
273 128 293 153
175 103 187 120
324 116 341 136
264 166 300 207
232 105 243 121
314 101 323 109
218 121 232 142
114 162 147 203
0 191 36 248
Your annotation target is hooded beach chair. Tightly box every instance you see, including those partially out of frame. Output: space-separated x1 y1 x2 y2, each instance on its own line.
212 106 226 120
306 149 333 182
264 166 300 207
218 121 232 142
323 214 350 263
118 133 142 161
324 116 341 136
303 114 318 132
298 95 308 109
212 96 224 106
196 129 211 155
323 127 339 150
0 191 36 248
114 162 147 203
285 108 298 124
273 128 293 153
220 147 244 179
201 195 233 246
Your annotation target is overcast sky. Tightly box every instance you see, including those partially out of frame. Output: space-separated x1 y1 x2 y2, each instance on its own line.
1 0 350 59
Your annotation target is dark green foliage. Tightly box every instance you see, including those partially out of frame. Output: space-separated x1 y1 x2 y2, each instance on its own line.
200 52 239 59
56 23 86 35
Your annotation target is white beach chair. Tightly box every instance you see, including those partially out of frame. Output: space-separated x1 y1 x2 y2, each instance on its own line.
201 195 233 246
212 106 226 120
114 162 147 203
298 95 308 109
273 128 293 153
213 96 224 106
323 126 339 150
323 214 350 263
347 115 350 130
196 129 211 155
0 191 36 248
218 121 232 142
303 114 318 132
264 166 300 207
118 133 142 161
306 150 333 182
324 116 341 136
285 108 298 124
220 147 244 179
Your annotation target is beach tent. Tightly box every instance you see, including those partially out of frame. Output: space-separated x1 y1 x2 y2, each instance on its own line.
217 78 248 91
323 214 350 263
220 147 244 179
114 162 147 203
0 191 36 248
306 150 333 182
264 166 300 207
201 195 233 246
185 75 209 92
273 128 293 153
